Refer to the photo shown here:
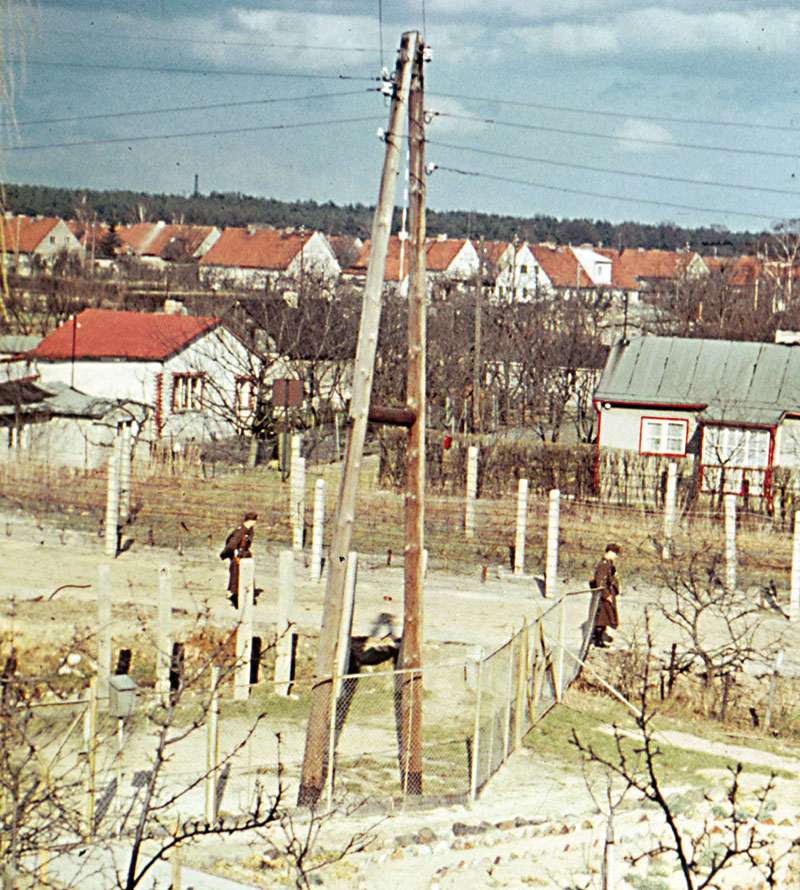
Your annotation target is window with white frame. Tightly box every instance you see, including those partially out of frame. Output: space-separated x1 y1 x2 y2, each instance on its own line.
172 373 204 412
701 425 771 496
639 418 688 456
235 376 255 412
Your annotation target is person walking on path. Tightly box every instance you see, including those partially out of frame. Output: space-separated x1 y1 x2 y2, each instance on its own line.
590 543 620 648
220 511 258 608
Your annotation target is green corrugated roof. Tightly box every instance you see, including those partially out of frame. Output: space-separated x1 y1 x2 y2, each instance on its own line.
595 336 800 426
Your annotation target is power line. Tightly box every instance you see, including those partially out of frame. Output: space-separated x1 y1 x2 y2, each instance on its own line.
5 89 376 129
431 111 800 162
3 115 386 152
11 56 378 82
38 27 376 54
427 139 800 198
434 164 784 223
430 90 800 136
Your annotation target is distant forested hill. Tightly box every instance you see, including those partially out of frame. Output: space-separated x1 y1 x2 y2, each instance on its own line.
1 181 757 254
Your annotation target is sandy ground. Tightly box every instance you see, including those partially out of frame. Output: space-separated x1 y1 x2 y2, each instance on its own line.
3 507 800 889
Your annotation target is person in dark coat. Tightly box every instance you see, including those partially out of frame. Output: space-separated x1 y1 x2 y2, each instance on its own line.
590 543 620 648
220 512 257 608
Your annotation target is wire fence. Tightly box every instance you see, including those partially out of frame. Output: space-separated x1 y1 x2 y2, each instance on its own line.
3 587 595 846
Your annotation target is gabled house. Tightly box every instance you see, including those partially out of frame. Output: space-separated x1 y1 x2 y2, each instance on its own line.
198 226 340 290
594 335 800 505
425 236 479 287
482 241 550 302
1 215 84 275
0 377 147 470
616 248 708 291
12 309 266 446
530 244 594 296
117 222 221 266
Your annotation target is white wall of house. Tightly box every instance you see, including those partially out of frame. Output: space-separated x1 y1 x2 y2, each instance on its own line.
775 417 800 468
285 232 341 279
492 243 552 302
598 405 699 456
0 415 119 470
572 247 612 287
447 240 480 279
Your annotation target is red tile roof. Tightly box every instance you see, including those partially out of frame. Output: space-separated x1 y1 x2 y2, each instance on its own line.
482 241 512 266
199 227 313 270
66 220 108 250
617 248 695 280
425 238 467 272
0 216 61 253
349 236 472 280
530 245 592 288
594 248 640 290
31 309 220 361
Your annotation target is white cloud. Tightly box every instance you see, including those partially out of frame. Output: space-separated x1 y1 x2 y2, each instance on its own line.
614 118 673 152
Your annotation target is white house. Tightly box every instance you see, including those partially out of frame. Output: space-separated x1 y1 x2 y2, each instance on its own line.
13 309 268 447
484 241 550 302
198 227 340 290
1 215 84 275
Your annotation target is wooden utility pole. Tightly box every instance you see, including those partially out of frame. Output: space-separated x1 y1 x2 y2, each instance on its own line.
473 238 483 434
297 31 420 807
399 36 426 796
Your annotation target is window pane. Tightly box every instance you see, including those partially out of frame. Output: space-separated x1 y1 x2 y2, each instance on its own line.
666 422 684 453
644 421 661 452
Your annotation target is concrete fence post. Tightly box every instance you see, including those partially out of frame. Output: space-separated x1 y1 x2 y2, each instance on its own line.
234 558 255 701
514 478 528 575
545 489 560 599
275 551 295 696
97 564 112 704
119 423 132 523
290 436 305 552
791 511 800 622
662 461 677 559
310 478 325 582
465 445 479 539
335 552 358 699
104 434 121 558
725 493 737 594
205 666 220 823
156 565 172 702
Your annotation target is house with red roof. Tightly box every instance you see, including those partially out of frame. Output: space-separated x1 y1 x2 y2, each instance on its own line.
198 226 340 290
116 222 221 266
1 214 83 275
482 241 550 302
616 247 708 290
13 309 269 446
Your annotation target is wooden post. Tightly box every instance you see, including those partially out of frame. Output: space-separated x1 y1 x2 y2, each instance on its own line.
514 478 528 575
725 493 737 594
205 666 220 823
400 34 426 797
156 565 172 702
104 434 121 558
234 558 255 701
298 31 418 807
545 489 560 599
662 461 677 559
97 564 112 704
791 511 800 622
119 422 132 523
83 676 98 838
465 445 478 539
290 438 305 552
310 478 325 582
275 551 295 696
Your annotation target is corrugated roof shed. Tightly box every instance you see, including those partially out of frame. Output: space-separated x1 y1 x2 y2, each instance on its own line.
595 336 800 426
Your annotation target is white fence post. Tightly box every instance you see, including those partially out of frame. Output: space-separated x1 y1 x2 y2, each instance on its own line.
335 552 358 699
310 478 325 582
205 666 220 823
465 445 479 539
545 489 560 599
234 557 255 701
290 436 305 552
791 511 800 622
554 591 567 702
662 461 677 559
118 423 132 523
274 551 295 696
514 478 528 575
104 434 121 558
97 564 112 704
469 654 483 800
156 566 172 702
725 493 737 594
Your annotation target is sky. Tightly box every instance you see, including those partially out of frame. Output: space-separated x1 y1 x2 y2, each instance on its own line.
3 1 800 233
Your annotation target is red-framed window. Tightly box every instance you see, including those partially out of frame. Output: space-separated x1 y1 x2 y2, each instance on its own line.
639 417 689 457
700 425 771 496
172 373 205 412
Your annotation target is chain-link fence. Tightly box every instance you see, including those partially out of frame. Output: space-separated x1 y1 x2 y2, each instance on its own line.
3 587 596 858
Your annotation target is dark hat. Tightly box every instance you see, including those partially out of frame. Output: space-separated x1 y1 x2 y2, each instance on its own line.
605 542 620 554
243 511 258 521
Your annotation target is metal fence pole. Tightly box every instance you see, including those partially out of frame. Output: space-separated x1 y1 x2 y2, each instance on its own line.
470 656 483 800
